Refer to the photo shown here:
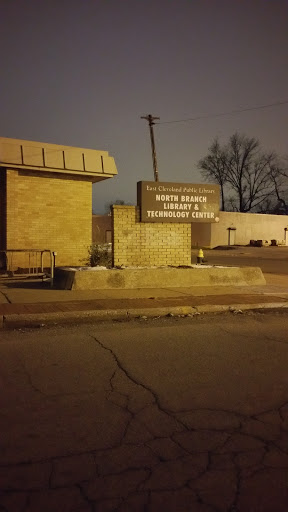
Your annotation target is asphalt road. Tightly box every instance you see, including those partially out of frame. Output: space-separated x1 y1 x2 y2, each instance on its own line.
195 246 288 275
1 312 288 511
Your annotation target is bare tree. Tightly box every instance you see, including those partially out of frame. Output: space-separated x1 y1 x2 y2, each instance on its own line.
265 157 288 214
105 199 131 214
198 132 284 213
198 139 227 210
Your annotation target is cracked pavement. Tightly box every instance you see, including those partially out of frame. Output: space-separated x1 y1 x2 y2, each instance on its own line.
0 312 288 511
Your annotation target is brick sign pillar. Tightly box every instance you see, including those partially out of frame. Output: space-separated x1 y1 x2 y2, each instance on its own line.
112 205 191 267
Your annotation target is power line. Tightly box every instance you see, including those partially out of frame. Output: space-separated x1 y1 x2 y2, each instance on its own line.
156 100 288 125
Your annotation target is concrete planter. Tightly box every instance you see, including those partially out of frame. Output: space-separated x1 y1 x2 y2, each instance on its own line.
54 266 266 290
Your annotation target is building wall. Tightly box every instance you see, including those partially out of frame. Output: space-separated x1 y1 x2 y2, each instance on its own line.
191 222 212 248
0 170 6 267
5 169 92 268
113 205 191 266
191 211 288 248
92 215 112 243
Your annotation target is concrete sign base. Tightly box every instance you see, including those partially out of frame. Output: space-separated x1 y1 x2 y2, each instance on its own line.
55 266 266 290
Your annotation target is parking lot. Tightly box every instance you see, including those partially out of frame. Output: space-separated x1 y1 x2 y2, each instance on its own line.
192 245 288 275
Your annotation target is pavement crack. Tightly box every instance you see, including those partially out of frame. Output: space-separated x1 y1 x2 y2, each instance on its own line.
48 460 54 489
15 356 46 397
0 291 11 304
229 465 241 512
194 491 219 512
23 495 31 512
14 352 108 399
218 324 258 343
175 406 247 419
220 322 288 347
91 335 159 403
262 332 288 346
278 406 286 423
252 399 288 420
90 335 187 430
77 484 94 511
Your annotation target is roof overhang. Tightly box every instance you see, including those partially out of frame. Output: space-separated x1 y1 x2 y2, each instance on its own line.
0 137 117 183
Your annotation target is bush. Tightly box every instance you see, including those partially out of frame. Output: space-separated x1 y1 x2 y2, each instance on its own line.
87 243 112 267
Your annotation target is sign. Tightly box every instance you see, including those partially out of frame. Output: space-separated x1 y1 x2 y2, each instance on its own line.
137 181 220 223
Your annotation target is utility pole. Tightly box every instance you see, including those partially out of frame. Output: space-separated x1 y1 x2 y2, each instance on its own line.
141 114 160 182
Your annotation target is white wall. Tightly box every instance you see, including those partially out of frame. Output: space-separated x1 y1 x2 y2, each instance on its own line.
192 211 288 248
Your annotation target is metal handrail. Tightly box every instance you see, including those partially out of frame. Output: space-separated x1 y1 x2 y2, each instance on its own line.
0 249 54 286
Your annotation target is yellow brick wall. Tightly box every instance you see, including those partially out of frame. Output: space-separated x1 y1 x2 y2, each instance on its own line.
0 170 6 252
6 169 92 268
112 205 191 266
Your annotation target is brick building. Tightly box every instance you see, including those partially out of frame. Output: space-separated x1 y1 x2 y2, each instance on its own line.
0 137 117 270
92 214 112 244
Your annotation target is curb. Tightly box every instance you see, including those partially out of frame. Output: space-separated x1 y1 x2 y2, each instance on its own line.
2 302 288 329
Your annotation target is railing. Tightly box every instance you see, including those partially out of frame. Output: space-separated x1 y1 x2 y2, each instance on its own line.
0 249 55 286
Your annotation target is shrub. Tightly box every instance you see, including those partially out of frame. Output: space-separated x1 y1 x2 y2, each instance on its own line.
87 243 112 267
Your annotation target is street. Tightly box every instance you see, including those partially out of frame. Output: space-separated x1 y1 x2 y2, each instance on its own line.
197 246 288 275
0 312 288 511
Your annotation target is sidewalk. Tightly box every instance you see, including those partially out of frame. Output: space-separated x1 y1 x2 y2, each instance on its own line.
0 271 288 329
1 273 288 327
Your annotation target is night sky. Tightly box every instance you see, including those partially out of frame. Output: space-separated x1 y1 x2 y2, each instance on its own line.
0 0 287 213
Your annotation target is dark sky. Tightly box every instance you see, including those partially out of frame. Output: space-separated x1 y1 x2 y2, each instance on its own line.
0 0 287 213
